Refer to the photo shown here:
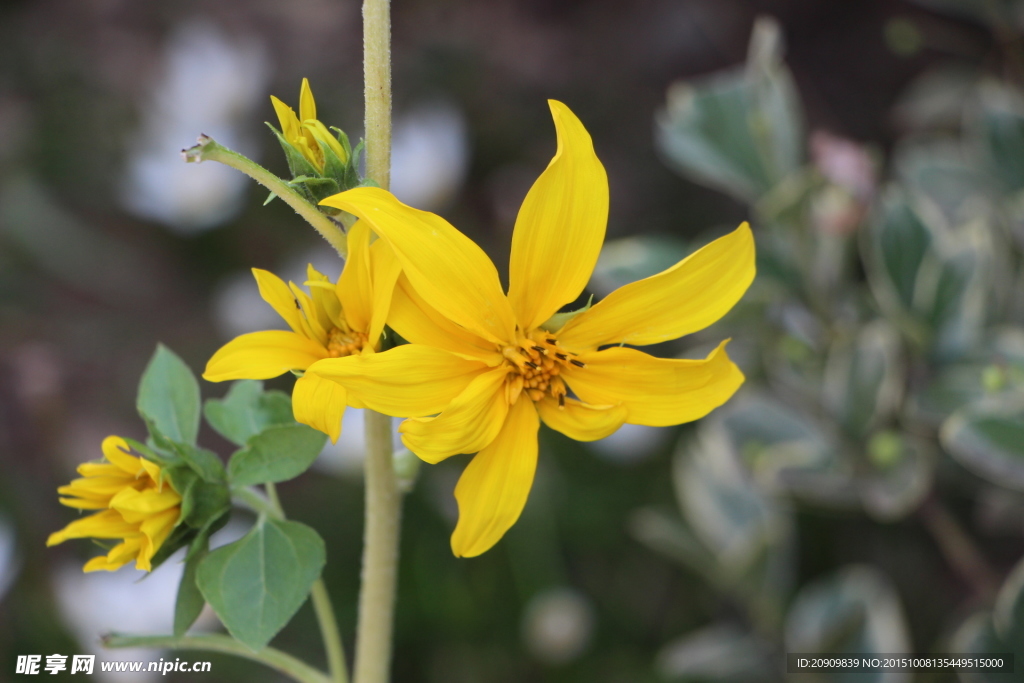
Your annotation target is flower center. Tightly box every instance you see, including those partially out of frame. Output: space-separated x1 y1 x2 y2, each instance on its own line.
327 327 367 358
501 330 584 406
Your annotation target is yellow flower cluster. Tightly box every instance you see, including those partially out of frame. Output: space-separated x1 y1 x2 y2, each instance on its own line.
271 78 348 173
52 90 755 566
48 436 181 572
208 98 754 557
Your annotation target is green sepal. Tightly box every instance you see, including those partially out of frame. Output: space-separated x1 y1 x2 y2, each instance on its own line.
173 546 207 637
331 126 353 161
263 191 277 206
265 122 319 182
317 137 349 189
289 175 341 204
540 295 594 333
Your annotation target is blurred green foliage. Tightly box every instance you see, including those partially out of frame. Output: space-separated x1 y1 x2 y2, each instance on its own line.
631 14 1024 682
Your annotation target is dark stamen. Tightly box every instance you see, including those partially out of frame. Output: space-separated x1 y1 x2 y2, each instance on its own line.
532 345 547 353
558 394 565 407
294 299 301 309
546 338 557 345
570 359 586 368
524 361 539 370
555 353 568 360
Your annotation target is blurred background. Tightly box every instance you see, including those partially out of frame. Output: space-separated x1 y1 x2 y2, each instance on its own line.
3 0 1024 681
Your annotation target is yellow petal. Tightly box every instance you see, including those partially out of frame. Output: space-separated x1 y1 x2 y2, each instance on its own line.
306 264 344 331
558 223 756 350
109 487 181 524
75 462 127 478
536 397 627 441
253 268 305 335
204 331 327 382
84 537 143 573
59 477 132 500
304 119 348 164
387 274 501 363
293 372 347 443
299 77 316 123
507 100 610 332
271 95 300 141
320 188 516 344
136 507 180 571
365 236 403 348
58 497 107 510
307 344 488 417
101 435 142 475
400 366 511 464
338 220 373 334
290 282 329 345
451 397 540 558
563 341 744 427
47 509 138 546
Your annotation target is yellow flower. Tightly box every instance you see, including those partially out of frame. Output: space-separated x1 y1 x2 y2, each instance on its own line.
311 101 756 557
271 78 348 173
48 436 182 572
202 222 400 442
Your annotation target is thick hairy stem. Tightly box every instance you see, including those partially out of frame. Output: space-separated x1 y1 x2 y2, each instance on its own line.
353 410 401 683
353 1 399 682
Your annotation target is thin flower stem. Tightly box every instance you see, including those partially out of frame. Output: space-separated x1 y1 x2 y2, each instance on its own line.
103 633 330 683
182 135 349 258
311 577 349 683
231 484 350 683
354 411 401 683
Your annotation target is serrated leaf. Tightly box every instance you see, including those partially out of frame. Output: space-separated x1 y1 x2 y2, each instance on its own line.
228 424 327 486
942 395 1024 491
196 518 325 652
174 547 207 637
137 345 201 446
204 381 294 447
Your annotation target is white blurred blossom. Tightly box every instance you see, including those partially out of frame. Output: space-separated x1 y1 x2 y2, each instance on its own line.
121 21 268 232
521 588 595 665
390 102 469 211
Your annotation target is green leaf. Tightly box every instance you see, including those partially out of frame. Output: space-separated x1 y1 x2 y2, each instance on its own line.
974 82 1024 195
867 189 933 314
655 17 803 203
137 345 201 446
204 381 294 447
822 321 903 439
941 394 1024 491
228 424 327 486
196 518 326 652
785 565 911 681
655 624 776 683
674 426 791 587
174 547 207 637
